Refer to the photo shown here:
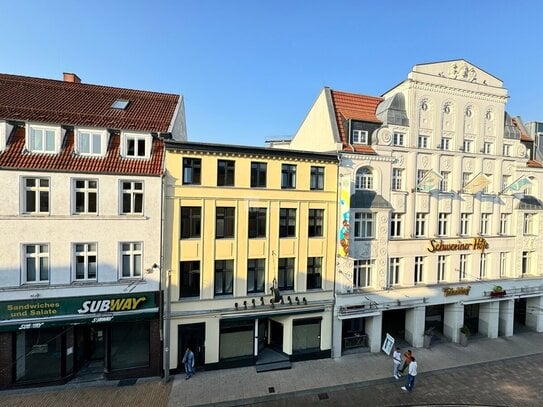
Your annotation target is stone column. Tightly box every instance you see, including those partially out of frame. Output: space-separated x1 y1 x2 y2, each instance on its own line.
479 301 499 338
405 306 425 348
526 296 543 332
444 302 464 343
332 310 343 359
366 313 383 353
498 299 514 337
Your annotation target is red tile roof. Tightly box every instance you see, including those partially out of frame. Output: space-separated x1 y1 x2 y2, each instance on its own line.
0 127 163 176
330 90 382 153
528 159 542 168
511 117 533 142
0 73 179 133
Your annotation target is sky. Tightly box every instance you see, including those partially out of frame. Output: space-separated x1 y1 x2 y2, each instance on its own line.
1 0 543 146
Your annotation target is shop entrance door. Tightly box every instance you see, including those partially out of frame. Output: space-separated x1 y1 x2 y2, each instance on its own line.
178 323 205 368
257 319 269 353
269 320 283 351
74 325 105 378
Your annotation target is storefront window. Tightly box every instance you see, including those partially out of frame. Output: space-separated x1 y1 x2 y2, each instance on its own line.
110 321 150 370
292 318 321 353
16 328 62 382
219 320 253 360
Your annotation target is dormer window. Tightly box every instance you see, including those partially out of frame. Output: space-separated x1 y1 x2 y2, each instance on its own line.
352 129 368 144
121 132 151 159
27 124 61 154
76 128 107 156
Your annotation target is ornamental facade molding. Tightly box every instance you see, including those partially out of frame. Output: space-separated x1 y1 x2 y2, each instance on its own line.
340 152 396 163
408 80 508 104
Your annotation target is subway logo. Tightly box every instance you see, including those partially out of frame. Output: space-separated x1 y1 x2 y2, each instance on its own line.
77 296 147 314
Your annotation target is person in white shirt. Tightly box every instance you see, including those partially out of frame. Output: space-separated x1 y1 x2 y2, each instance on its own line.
392 347 402 379
401 356 417 392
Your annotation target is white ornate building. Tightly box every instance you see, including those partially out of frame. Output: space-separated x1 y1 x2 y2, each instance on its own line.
287 60 543 357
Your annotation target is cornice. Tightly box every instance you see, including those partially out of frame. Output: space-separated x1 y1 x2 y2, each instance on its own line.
409 80 508 104
339 152 396 162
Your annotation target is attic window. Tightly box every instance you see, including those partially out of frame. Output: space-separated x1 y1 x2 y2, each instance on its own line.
111 99 130 110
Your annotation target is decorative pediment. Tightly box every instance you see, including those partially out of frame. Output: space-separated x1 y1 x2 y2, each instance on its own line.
410 60 503 88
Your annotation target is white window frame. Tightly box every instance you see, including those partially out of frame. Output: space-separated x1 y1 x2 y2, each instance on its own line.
441 138 450 151
73 178 98 214
440 171 450 192
479 253 487 279
75 128 107 156
354 212 374 239
26 123 61 154
120 242 143 278
416 169 427 191
23 243 49 284
460 213 470 236
393 132 405 146
121 131 152 159
480 213 490 235
462 172 472 188
503 144 511 157
483 142 493 155
354 259 372 288
417 135 429 149
500 213 509 235
459 254 467 281
522 251 533 275
415 213 426 237
355 167 373 190
437 255 446 282
463 140 472 153
390 213 402 238
499 252 507 277
22 177 50 214
392 168 403 191
414 256 424 285
438 213 448 236
524 213 534 235
389 258 400 286
352 129 368 144
73 243 98 281
120 180 144 215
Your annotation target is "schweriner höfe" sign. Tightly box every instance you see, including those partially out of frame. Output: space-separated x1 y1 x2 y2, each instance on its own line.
427 237 489 253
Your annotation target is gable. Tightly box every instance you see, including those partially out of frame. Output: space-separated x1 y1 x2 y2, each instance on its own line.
410 59 503 88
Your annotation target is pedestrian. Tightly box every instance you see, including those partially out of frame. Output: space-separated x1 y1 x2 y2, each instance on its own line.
401 356 417 392
392 347 402 379
182 347 195 380
398 349 412 374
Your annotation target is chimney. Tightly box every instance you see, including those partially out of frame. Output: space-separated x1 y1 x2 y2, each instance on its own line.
63 72 81 83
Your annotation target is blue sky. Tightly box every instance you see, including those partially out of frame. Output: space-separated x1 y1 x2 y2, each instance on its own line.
1 0 543 145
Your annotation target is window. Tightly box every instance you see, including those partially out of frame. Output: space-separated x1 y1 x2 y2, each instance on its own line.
440 171 450 192
354 212 374 239
279 208 297 238
460 213 470 236
214 260 234 295
389 258 400 286
355 167 373 190
77 130 103 155
438 213 449 236
121 181 143 214
180 261 200 298
354 259 372 288
217 160 235 186
250 162 267 188
480 213 490 235
437 255 446 282
500 213 510 235
524 213 535 235
479 253 487 279
248 208 267 238
393 132 404 146
216 207 235 239
281 164 297 189
503 144 511 156
499 253 507 277
441 138 450 150
416 169 427 190
414 256 424 284
483 142 493 154
310 166 325 190
28 125 57 153
124 133 148 158
278 258 294 290
463 140 472 153
352 129 368 144
390 213 402 238
247 259 265 294
522 251 532 275
482 174 492 194
417 135 429 149
110 321 150 370
292 318 321 352
183 158 201 185
74 179 97 214
181 207 201 239
462 172 472 188
392 168 403 190
415 213 426 237
307 257 322 289
74 243 97 280
23 177 49 214
121 242 142 278
502 175 511 192
308 209 324 237
24 244 49 283
459 254 467 280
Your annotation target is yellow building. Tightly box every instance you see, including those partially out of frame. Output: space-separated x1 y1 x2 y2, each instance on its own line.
163 141 338 371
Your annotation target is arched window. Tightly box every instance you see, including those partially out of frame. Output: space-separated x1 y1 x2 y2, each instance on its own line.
356 167 373 190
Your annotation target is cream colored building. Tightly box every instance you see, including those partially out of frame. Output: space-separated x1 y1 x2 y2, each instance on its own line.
287 60 543 357
163 142 338 371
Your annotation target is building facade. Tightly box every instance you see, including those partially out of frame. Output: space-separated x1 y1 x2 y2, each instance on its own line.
163 142 338 371
288 60 543 357
0 73 185 388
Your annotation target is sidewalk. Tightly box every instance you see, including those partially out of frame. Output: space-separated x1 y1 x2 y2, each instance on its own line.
169 331 543 406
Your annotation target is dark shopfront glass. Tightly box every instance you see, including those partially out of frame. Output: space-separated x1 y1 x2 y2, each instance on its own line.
110 321 150 370
219 320 253 360
15 328 63 382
